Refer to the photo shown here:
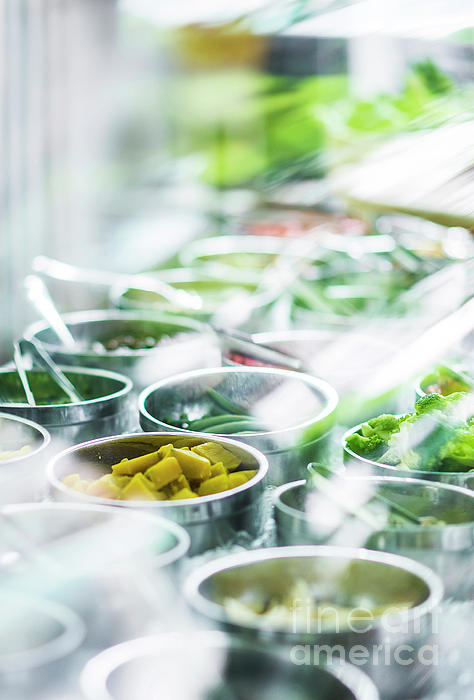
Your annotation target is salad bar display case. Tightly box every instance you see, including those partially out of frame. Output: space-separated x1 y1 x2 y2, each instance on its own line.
1 1 473 698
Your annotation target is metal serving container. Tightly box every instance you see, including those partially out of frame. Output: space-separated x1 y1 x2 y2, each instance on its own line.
110 267 273 321
274 475 474 598
179 234 314 275
0 367 134 444
0 503 189 649
80 630 379 700
240 329 393 397
0 591 85 699
46 432 268 556
138 366 338 485
24 310 221 391
343 423 474 490
0 412 51 505
184 546 443 700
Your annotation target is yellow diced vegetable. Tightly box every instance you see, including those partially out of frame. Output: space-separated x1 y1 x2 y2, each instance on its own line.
228 472 248 489
111 474 131 489
210 461 227 477
191 443 241 470
237 469 258 481
145 456 182 490
170 487 198 500
86 475 122 499
198 473 229 496
158 444 174 459
171 448 211 481
111 451 160 476
121 473 158 500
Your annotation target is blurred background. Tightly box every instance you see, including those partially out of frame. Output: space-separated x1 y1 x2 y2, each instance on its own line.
1 0 473 359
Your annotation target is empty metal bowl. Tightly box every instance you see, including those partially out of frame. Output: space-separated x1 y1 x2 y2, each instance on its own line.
24 310 220 390
0 591 85 697
343 422 474 490
274 474 474 598
184 545 443 699
47 432 268 556
0 412 51 505
139 366 338 485
80 630 379 700
0 366 134 444
0 503 189 648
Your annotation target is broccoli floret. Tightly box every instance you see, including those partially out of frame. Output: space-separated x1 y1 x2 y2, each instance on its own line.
414 393 448 415
439 425 474 472
377 446 402 466
345 432 386 459
363 414 401 442
399 449 421 471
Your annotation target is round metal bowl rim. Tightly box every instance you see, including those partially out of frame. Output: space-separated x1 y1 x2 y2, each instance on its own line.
80 630 380 700
0 592 85 673
47 431 269 509
180 234 312 267
24 309 208 358
0 411 51 464
274 474 474 531
183 545 444 632
138 366 339 439
342 421 471 478
0 366 133 409
2 501 190 567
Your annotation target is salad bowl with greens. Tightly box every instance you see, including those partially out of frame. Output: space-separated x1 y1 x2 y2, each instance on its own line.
344 392 474 488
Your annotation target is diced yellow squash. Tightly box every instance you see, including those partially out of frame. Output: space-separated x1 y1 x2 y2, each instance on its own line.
236 469 258 481
145 456 182 490
154 490 167 501
86 475 122 499
170 487 198 500
121 473 158 500
167 475 190 494
210 461 227 477
63 473 82 488
158 444 174 459
227 472 248 489
171 448 211 481
111 474 131 489
111 452 160 476
198 473 230 496
191 443 241 471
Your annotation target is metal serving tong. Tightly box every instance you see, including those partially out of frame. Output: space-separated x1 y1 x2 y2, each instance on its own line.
210 325 303 372
13 338 84 406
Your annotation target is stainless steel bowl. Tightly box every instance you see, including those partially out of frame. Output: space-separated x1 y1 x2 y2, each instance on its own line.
110 268 272 320
184 545 443 700
24 310 221 390
47 432 268 556
139 366 338 485
0 503 189 649
0 366 134 444
179 235 314 274
0 591 85 695
343 423 474 490
80 630 379 700
274 475 474 598
0 412 51 505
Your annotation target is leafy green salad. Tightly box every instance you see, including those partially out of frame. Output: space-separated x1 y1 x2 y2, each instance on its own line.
346 393 474 473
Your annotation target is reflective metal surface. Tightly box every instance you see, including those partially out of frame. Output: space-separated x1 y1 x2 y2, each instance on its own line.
80 630 380 700
47 432 268 556
0 412 51 505
24 310 221 390
138 366 338 485
184 545 443 700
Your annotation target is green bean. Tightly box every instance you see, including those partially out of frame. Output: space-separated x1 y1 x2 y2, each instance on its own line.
206 388 249 415
188 414 252 431
204 420 264 434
